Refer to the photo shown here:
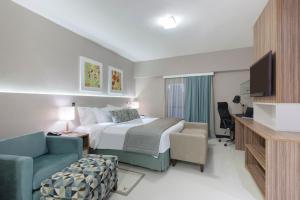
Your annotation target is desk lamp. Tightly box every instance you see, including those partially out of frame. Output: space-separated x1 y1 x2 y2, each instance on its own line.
233 95 245 114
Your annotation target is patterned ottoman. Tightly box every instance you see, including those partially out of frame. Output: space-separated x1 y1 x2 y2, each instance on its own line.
40 154 118 200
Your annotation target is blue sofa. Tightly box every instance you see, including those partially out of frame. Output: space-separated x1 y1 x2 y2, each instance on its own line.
0 132 83 200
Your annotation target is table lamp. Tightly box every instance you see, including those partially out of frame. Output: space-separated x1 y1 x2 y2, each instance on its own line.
232 95 245 114
128 101 140 109
59 106 75 133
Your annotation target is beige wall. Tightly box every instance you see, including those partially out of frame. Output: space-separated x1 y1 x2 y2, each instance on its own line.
135 48 253 135
0 0 135 95
0 0 135 139
0 93 131 139
136 77 165 117
213 70 251 135
0 0 253 139
135 47 253 77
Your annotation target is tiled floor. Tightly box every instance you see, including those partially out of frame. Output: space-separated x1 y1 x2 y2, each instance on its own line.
111 139 263 200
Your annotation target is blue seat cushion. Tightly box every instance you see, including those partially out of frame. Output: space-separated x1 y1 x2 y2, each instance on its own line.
0 132 48 158
32 153 78 190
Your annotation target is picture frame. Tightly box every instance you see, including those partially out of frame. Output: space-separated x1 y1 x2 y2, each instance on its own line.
108 66 123 94
80 56 103 92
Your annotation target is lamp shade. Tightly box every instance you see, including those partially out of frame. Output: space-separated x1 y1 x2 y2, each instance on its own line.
59 107 75 121
232 95 241 104
128 101 140 109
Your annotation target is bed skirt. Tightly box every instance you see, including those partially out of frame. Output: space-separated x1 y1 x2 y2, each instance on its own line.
89 148 170 172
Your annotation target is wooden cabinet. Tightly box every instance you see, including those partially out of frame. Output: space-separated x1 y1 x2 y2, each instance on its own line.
233 115 300 200
235 120 244 150
239 0 300 197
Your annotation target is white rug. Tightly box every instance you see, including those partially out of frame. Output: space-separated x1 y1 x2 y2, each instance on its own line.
114 168 145 196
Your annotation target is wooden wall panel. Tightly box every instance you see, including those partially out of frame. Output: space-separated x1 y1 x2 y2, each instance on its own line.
253 0 300 103
253 0 277 103
276 0 300 102
253 0 277 60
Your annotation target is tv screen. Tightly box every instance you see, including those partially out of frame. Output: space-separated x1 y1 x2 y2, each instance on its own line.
250 51 273 97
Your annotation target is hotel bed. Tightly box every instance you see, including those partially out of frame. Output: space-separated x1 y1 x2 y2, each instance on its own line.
76 117 184 171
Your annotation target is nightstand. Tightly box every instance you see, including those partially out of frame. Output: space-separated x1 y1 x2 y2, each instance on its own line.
61 132 89 155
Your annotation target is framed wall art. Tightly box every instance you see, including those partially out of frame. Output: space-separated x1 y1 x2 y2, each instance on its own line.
108 66 123 94
80 57 103 92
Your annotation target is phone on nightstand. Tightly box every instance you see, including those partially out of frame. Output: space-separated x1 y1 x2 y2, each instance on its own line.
47 132 62 136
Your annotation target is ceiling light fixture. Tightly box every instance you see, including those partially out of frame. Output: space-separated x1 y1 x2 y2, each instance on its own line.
158 16 177 29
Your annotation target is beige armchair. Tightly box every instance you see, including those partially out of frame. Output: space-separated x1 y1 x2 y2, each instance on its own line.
170 122 208 172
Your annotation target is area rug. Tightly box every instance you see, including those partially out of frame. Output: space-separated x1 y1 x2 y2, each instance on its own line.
114 168 145 196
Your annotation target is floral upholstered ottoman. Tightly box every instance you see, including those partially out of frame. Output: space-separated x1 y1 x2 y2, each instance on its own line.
40 154 118 200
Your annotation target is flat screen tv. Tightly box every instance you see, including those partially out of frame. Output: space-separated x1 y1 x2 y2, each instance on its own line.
250 51 273 97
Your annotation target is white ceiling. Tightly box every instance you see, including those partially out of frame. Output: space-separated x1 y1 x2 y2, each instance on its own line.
13 0 268 62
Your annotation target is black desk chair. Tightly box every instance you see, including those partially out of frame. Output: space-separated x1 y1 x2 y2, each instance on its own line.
216 102 235 146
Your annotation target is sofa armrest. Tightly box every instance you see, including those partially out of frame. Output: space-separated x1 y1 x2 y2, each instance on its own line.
184 122 208 130
0 154 33 200
46 136 83 159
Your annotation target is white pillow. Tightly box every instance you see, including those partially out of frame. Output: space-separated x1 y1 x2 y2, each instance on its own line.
77 107 97 125
93 107 113 123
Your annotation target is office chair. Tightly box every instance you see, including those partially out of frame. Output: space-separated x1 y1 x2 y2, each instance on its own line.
216 102 235 146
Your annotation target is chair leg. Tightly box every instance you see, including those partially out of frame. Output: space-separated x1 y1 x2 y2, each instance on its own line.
224 131 235 146
171 159 177 166
113 182 118 191
200 164 204 172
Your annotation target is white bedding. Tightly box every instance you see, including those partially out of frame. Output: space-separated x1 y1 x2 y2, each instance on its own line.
75 117 185 154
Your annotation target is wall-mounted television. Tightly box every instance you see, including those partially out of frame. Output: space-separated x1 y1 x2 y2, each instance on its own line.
250 51 274 97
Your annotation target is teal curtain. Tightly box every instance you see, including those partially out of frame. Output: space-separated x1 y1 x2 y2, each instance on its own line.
184 76 212 125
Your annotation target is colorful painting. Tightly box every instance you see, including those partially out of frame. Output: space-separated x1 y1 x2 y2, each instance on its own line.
80 57 103 92
109 66 123 94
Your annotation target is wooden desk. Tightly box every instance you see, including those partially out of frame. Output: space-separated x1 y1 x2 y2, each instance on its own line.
232 115 300 200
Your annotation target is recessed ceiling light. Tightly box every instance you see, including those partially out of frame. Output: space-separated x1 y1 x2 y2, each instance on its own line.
158 16 177 29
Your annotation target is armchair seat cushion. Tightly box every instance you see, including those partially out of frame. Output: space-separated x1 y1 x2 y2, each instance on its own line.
32 153 78 190
181 128 208 137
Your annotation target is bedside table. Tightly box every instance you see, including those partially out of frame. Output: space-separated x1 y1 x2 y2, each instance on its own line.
61 132 89 155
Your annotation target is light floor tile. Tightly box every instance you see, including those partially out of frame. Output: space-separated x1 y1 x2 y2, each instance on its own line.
111 139 263 200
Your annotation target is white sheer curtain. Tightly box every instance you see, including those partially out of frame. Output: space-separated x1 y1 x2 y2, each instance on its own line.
165 76 215 138
165 78 185 118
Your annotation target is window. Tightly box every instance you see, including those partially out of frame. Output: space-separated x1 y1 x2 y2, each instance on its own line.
165 78 185 118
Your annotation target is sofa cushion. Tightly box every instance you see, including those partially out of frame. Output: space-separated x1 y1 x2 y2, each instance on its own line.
32 153 78 190
182 128 208 137
127 109 140 121
110 109 131 123
0 132 48 158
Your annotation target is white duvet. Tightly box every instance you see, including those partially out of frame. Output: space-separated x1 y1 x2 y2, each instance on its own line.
75 117 185 154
